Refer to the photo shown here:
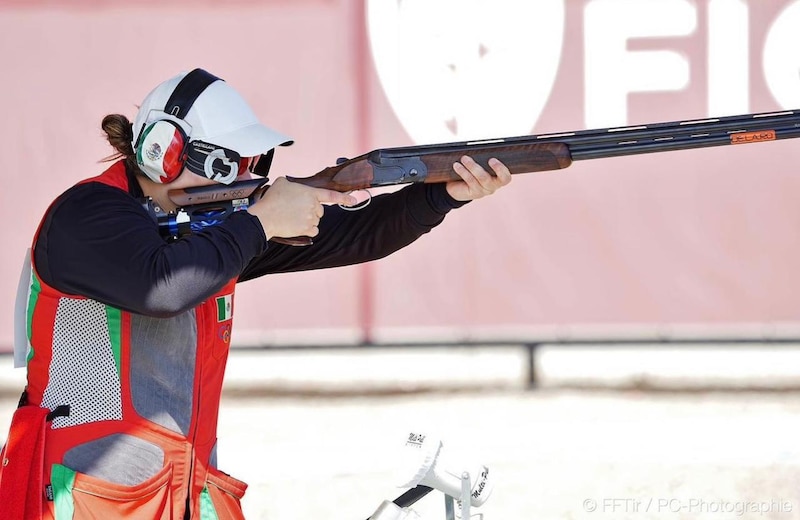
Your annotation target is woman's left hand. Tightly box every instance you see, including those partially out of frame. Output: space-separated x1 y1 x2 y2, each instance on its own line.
446 155 512 202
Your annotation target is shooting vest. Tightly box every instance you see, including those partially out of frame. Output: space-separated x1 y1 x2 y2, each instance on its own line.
0 162 246 520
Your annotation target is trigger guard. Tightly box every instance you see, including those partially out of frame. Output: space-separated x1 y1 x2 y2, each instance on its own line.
339 190 371 211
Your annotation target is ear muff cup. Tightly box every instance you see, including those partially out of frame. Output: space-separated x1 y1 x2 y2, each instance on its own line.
135 119 189 184
133 69 222 184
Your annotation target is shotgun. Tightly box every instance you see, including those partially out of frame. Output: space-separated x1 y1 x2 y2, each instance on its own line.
152 108 800 245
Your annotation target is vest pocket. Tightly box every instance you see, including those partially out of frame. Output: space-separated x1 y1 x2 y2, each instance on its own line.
202 466 248 520
51 461 173 519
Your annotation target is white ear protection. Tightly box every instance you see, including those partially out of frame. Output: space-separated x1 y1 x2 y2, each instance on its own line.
133 68 220 184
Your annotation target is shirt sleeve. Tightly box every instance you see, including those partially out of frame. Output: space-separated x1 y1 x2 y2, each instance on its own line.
239 182 467 280
34 182 268 317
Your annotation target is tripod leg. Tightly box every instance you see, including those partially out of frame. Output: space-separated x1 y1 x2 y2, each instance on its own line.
445 495 456 520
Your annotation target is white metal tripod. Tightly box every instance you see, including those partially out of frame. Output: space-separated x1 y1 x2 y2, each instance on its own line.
367 432 491 520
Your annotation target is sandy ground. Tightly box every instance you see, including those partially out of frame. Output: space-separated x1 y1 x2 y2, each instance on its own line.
2 347 800 519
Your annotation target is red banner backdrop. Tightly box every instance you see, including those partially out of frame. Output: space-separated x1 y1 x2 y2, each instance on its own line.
0 0 799 350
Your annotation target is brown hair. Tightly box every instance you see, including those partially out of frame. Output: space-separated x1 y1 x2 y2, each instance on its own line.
100 114 139 172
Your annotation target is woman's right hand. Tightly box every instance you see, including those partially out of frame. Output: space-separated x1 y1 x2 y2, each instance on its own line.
247 177 357 240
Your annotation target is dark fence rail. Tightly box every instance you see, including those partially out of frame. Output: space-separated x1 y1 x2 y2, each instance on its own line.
227 334 800 389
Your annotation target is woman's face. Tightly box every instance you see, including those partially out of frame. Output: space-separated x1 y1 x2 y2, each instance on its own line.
167 168 220 190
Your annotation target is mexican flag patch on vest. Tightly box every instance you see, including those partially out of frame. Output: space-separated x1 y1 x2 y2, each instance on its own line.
216 295 233 322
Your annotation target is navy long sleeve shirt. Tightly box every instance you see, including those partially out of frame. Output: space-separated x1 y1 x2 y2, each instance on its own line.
34 166 464 318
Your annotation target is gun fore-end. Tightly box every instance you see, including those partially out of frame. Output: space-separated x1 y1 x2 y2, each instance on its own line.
420 142 572 183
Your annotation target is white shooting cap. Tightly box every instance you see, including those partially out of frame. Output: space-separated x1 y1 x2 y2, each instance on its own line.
131 69 293 157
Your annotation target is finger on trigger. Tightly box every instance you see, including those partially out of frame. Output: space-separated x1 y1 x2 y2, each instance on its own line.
318 189 358 207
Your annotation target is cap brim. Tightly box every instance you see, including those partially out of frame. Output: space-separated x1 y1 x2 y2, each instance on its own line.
207 123 294 157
